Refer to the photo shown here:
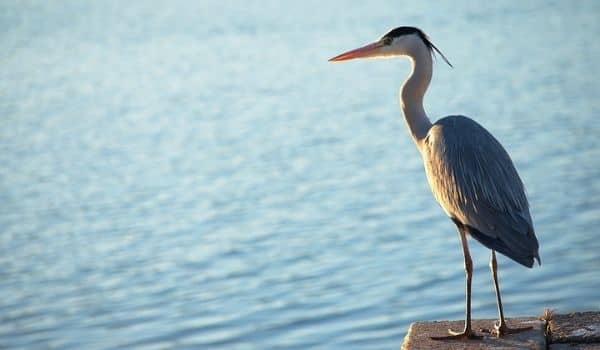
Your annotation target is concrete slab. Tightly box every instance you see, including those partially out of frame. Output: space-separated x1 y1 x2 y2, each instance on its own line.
550 344 600 349
548 311 600 344
401 317 546 350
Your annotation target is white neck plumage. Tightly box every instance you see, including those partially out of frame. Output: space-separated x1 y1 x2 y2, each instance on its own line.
400 42 433 150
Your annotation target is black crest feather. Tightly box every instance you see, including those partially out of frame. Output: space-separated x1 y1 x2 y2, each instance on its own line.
382 26 453 67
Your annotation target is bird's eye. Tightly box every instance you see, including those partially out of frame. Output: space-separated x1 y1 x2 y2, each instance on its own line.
383 37 393 45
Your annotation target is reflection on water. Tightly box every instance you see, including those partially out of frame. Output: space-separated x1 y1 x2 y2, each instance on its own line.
1 1 599 349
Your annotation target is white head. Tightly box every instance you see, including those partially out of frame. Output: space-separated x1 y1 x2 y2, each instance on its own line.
329 26 452 66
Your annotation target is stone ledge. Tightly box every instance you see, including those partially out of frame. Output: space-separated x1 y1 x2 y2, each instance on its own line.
402 311 600 350
549 344 600 349
549 311 600 344
401 317 545 350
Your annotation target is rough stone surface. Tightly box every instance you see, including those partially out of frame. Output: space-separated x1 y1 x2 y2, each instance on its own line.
549 312 600 344
550 344 600 349
401 317 545 350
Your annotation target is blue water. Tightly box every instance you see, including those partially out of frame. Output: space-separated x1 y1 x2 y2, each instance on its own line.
1 1 599 349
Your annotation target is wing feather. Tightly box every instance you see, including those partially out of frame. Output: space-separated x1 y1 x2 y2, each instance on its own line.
422 115 540 267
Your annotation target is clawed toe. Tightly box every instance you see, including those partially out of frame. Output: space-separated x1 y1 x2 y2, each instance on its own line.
431 328 482 340
481 322 532 337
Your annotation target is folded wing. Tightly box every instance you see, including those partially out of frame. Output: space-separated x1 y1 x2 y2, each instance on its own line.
423 115 540 267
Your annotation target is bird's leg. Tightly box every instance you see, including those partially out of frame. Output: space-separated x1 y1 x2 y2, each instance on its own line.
432 228 481 340
481 250 532 337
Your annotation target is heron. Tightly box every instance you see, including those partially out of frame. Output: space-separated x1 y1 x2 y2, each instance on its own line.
329 26 540 339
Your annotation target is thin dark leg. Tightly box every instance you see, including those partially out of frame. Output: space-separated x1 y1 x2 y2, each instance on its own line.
491 250 506 325
485 250 532 337
432 227 481 340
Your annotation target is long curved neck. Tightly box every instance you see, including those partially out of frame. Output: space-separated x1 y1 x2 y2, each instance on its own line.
400 44 433 150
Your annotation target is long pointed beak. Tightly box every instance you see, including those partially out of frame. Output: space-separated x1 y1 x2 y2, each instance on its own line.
328 42 383 62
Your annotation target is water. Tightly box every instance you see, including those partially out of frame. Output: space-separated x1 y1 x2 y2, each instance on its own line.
1 1 599 349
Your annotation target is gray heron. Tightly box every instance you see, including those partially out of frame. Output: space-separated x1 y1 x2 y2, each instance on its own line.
329 27 540 339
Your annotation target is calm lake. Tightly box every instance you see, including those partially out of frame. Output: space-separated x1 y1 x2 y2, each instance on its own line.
1 1 599 349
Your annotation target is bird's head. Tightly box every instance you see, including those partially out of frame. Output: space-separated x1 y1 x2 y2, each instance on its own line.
328 26 452 67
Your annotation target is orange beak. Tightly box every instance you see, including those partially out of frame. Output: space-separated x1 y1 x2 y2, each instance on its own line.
328 42 383 62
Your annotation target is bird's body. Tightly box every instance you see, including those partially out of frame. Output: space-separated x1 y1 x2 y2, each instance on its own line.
423 115 539 268
329 26 540 339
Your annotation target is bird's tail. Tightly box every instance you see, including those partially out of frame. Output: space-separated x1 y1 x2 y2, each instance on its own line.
466 226 539 268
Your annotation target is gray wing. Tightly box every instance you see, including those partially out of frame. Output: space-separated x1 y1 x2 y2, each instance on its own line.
422 115 540 267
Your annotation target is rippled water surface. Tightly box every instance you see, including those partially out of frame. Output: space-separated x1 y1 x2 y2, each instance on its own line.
1 1 599 349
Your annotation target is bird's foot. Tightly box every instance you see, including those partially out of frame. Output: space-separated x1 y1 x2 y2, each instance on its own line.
431 327 482 340
480 321 532 337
